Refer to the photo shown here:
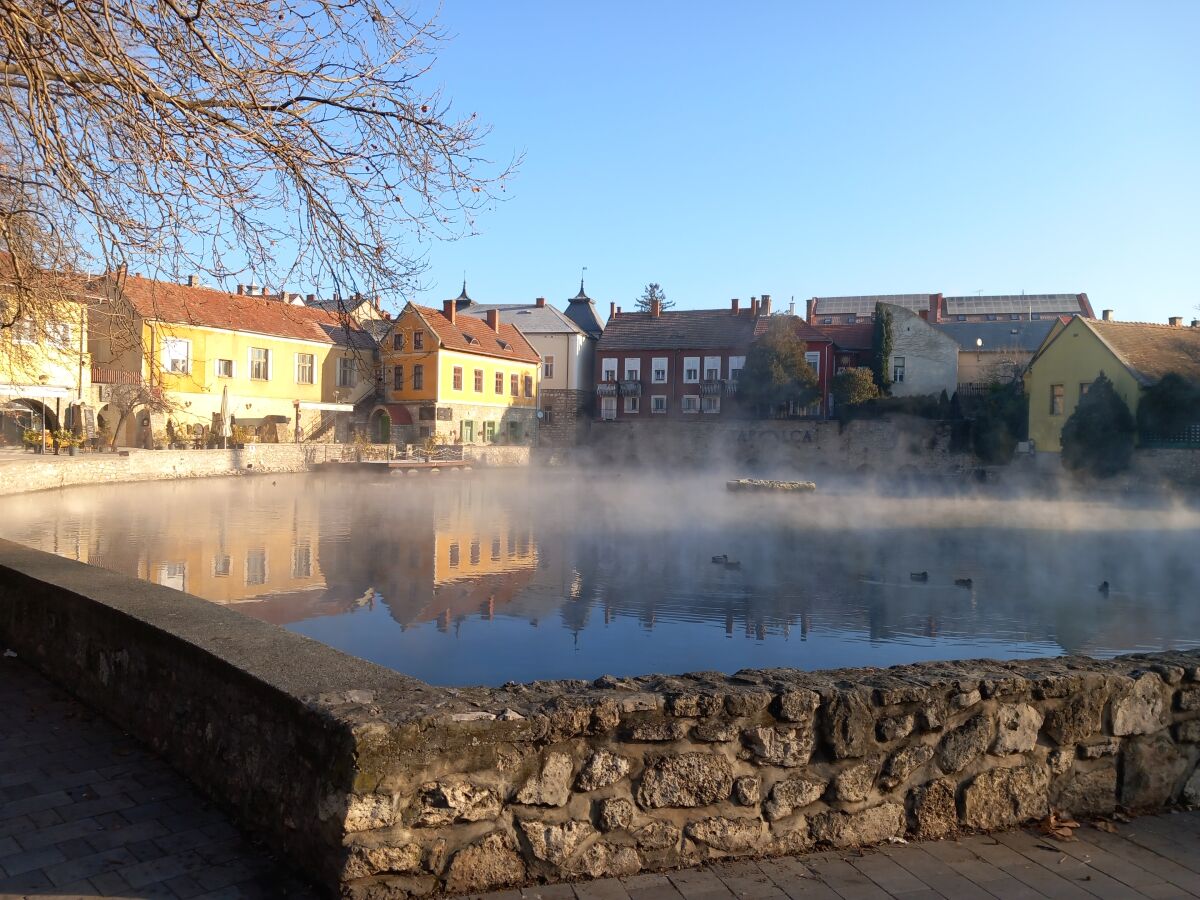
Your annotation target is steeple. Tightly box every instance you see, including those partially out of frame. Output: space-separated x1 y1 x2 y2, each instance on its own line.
454 279 474 310
572 277 589 302
564 278 604 338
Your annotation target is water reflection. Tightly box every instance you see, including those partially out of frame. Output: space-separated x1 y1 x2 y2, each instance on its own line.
2 472 1199 686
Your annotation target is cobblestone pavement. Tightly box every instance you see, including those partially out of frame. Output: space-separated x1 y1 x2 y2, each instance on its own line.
0 656 315 899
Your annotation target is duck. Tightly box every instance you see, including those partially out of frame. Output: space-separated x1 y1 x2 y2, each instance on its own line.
1098 580 1110 595
954 577 973 589
711 554 728 564
910 571 929 582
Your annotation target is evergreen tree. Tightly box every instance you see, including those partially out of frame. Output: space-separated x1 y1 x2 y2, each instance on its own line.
1136 373 1200 440
634 283 674 313
739 319 819 415
1060 372 1136 477
830 367 880 408
871 303 894 393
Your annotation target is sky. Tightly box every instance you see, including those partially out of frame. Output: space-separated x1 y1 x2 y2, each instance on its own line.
401 0 1199 324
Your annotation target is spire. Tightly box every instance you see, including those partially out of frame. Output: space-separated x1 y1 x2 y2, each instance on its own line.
454 278 474 309
571 278 590 303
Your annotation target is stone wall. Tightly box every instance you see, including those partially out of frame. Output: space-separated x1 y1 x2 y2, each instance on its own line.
463 445 532 467
1 536 1196 898
539 388 592 446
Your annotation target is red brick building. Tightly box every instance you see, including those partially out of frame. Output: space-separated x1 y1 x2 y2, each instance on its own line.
807 293 1093 326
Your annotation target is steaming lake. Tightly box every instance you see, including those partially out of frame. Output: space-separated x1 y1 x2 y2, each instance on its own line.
3 471 1199 686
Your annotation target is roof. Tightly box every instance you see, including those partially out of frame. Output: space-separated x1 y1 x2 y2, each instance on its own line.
934 319 1057 353
98 273 374 349
812 294 935 316
943 293 1091 317
565 281 604 338
461 303 585 336
755 315 834 343
596 308 765 352
1082 319 1200 385
811 322 876 351
409 304 540 363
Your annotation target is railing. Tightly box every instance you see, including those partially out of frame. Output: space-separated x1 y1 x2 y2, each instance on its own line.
1140 423 1200 449
619 379 642 397
700 380 723 395
595 382 617 397
90 367 141 385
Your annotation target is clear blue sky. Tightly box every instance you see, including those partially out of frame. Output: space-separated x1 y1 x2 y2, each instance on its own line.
409 1 1199 324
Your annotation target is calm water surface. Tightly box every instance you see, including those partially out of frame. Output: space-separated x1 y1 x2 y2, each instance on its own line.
2 471 1199 686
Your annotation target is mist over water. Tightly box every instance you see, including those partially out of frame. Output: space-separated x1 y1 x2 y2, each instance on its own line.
2 470 1199 687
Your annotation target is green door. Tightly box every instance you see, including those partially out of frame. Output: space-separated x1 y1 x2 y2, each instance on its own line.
462 420 474 443
376 411 391 443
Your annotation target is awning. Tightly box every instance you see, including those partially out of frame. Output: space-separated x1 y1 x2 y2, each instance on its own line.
0 384 73 398
298 401 355 412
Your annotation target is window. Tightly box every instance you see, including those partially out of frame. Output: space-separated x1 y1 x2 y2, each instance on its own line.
624 359 640 381
213 555 231 577
892 356 906 383
846 315 856 324
1031 313 1042 320
448 543 459 568
543 407 554 425
295 353 315 385
684 356 700 383
1080 382 1092 398
624 396 640 413
986 314 997 321
682 395 699 413
470 541 481 566
484 420 496 441
215 358 234 378
600 397 617 420
249 347 270 380
412 330 424 349
292 544 312 578
491 538 501 561
728 356 745 381
524 375 534 397
543 356 555 379
392 332 405 351
412 364 424 390
337 357 357 387
162 338 190 374
246 549 267 585
601 358 618 382
1010 314 1021 321
157 562 186 591
510 374 519 396
452 366 463 390
956 315 967 322
822 317 833 325
701 396 721 414
704 356 721 381
11 319 35 344
393 365 404 390
462 420 475 443
651 395 667 414
495 371 504 393
474 369 483 392
804 351 821 378
651 357 668 383
1050 384 1064 415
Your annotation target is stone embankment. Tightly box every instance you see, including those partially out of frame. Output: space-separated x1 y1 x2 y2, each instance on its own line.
726 479 816 492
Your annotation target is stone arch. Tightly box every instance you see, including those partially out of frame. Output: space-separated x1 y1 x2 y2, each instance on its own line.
371 408 392 444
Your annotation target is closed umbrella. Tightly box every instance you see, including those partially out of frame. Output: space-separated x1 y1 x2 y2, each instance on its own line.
218 385 232 449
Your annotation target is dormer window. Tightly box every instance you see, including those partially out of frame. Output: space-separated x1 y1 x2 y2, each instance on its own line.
498 339 511 350
463 333 479 345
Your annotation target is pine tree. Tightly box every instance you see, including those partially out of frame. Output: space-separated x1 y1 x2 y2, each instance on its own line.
739 319 819 415
871 303 894 393
1060 372 1135 477
634 283 674 313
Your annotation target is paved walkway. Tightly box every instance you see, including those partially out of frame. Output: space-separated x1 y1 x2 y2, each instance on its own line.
5 654 1200 900
0 656 314 899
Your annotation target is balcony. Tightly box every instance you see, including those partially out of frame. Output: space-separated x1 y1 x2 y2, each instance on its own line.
725 379 739 395
90 367 142 385
595 382 617 397
619 379 642 397
700 379 723 396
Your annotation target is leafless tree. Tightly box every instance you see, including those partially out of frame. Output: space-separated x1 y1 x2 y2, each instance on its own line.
0 0 516 330
102 382 176 450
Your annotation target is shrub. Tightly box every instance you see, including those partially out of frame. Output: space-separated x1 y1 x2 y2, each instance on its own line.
1137 373 1200 439
971 384 1027 465
831 367 879 408
1060 372 1135 477
740 318 819 415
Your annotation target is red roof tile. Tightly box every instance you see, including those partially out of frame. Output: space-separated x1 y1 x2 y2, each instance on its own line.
808 322 875 350
410 304 540 363
97 273 373 348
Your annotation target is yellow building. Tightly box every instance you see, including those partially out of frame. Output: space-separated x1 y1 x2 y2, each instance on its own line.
87 273 376 446
1026 315 1200 452
0 273 92 444
375 299 541 444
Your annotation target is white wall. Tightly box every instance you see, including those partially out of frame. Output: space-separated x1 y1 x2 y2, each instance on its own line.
886 304 959 397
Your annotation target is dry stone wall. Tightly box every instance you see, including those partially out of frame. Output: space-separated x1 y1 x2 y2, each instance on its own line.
331 652 1200 898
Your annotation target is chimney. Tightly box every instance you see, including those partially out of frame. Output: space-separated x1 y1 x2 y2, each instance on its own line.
1168 316 1183 327
730 298 740 315
1191 320 1200 328
535 297 546 308
1102 309 1113 321
443 299 457 324
806 297 817 322
609 301 616 319
750 298 760 317
651 298 661 318
486 309 500 332
788 298 796 316
236 284 244 295
306 294 316 304
186 275 197 287
918 310 929 321
761 294 772 316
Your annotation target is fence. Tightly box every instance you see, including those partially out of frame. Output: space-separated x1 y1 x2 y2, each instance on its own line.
1140 422 1200 449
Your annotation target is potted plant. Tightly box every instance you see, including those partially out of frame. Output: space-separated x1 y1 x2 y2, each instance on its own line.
152 429 168 450
22 428 43 453
230 424 250 449
52 428 80 456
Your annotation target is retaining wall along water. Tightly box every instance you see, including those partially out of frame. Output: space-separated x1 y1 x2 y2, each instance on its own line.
1 539 1198 898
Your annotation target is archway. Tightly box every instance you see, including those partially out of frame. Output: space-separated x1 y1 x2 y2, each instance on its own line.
372 408 392 443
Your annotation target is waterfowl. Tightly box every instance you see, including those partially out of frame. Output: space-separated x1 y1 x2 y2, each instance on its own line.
1098 580 1110 595
954 577 973 588
910 572 929 582
711 554 728 564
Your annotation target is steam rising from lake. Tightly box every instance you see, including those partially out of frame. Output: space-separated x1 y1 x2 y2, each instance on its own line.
1 470 1197 686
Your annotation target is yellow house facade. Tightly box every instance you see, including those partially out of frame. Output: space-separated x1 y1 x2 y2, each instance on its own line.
87 273 375 446
1026 315 1200 452
375 300 541 444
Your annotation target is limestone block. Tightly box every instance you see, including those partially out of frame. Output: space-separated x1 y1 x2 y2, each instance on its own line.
1078 739 1121 759
341 793 395 833
693 720 739 742
635 821 682 850
992 704 1044 755
1056 766 1117 817
950 689 982 710
832 757 882 803
411 779 500 827
733 776 760 806
629 721 689 742
515 752 574 807
911 778 957 841
1044 691 1104 745
1177 689 1200 711
823 692 876 759
342 843 422 880
880 744 935 790
961 765 1049 830
573 842 641 878
1183 768 1200 806
519 820 595 866
1176 721 1200 743
1120 734 1191 809
937 714 994 773
743 725 815 767
1112 674 1169 736
597 798 634 832
776 689 821 723
685 817 767 854
725 691 772 716
877 715 915 743
764 775 828 822
444 832 526 894
809 803 906 849
636 753 733 809
576 750 632 791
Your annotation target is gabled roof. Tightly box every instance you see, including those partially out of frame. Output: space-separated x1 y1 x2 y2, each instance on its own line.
810 322 875 351
461 303 585 336
756 315 834 343
943 293 1093 317
934 319 1057 353
812 294 935 316
96 273 374 348
405 304 540 363
1081 319 1200 385
596 308 764 352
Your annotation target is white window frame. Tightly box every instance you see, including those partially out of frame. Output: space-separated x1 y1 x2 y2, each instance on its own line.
294 352 315 385
215 358 235 379
212 554 231 577
651 357 668 383
728 355 745 381
703 356 721 381
337 356 357 388
162 337 191 375
600 396 617 420
682 394 700 414
245 549 268 585
805 351 821 378
651 395 667 414
683 356 700 383
701 396 721 414
601 358 618 382
543 355 555 379
292 544 312 579
249 347 271 381
624 358 640 381
623 396 640 414
157 562 186 591
892 356 905 383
